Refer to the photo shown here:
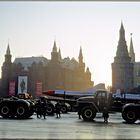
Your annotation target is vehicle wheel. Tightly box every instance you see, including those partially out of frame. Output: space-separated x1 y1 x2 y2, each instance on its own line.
122 110 137 123
46 104 54 115
26 103 34 118
0 104 10 118
81 106 96 121
61 105 68 113
16 105 28 119
24 111 34 118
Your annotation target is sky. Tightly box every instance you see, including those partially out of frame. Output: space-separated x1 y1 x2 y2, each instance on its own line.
0 1 140 87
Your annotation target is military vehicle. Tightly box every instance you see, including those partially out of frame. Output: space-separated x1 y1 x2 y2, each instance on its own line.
77 89 140 123
0 93 72 119
38 96 72 115
0 95 35 119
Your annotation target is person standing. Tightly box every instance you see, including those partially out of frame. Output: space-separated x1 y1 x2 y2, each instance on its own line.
40 97 47 119
78 110 81 119
103 107 109 123
36 97 47 119
55 102 61 118
36 99 42 118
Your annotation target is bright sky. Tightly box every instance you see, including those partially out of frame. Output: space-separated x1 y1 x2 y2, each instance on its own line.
0 1 140 87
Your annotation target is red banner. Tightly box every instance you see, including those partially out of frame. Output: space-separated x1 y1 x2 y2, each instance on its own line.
9 80 16 96
36 81 42 96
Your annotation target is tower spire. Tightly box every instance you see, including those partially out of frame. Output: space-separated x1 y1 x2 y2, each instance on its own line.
5 43 12 63
52 40 57 52
79 46 83 64
78 46 85 72
6 43 11 55
119 21 125 44
116 21 129 58
129 33 135 63
58 47 62 60
51 40 59 62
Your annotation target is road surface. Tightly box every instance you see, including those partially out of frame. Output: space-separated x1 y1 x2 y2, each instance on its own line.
0 112 140 139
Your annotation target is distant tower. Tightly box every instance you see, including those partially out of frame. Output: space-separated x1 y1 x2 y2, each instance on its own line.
112 22 134 92
129 33 135 63
51 40 59 63
58 48 62 60
78 47 85 72
5 43 11 63
1 44 13 96
79 47 83 64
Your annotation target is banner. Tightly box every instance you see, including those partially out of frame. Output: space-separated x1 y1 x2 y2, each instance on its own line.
18 76 28 94
36 81 42 96
9 80 16 96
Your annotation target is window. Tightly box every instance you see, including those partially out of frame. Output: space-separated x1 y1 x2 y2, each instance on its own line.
97 92 106 98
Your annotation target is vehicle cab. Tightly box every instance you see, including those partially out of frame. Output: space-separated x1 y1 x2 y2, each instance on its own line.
94 90 110 111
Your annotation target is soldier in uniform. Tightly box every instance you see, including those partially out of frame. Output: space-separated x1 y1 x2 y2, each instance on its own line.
40 97 47 119
103 107 109 123
36 99 42 118
36 97 47 119
55 101 61 118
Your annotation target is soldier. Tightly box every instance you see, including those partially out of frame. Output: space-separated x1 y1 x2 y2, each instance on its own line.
103 107 109 123
36 97 47 119
36 99 42 118
55 101 61 118
78 110 81 119
40 97 47 119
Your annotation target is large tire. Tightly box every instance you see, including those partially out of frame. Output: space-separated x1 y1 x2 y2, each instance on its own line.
0 104 10 118
122 110 137 123
24 111 34 119
26 102 34 118
46 104 54 115
61 105 68 113
16 104 28 119
81 106 96 121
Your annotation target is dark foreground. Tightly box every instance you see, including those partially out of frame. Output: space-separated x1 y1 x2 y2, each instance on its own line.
0 112 140 139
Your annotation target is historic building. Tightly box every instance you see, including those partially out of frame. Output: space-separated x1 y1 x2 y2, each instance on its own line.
0 41 93 97
112 22 140 92
112 22 134 92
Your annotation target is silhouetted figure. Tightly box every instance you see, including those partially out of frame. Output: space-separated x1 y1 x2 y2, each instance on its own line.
40 97 47 119
103 107 109 123
78 111 81 119
55 102 61 118
36 97 47 119
36 99 42 118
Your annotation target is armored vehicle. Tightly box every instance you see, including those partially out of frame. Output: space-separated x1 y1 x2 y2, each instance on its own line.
0 96 34 119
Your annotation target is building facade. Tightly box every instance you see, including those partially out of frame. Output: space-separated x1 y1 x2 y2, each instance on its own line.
0 41 93 97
